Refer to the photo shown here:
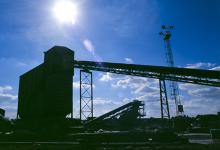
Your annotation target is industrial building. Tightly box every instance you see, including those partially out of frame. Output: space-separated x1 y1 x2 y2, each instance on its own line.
16 46 220 122
17 46 74 119
0 46 218 149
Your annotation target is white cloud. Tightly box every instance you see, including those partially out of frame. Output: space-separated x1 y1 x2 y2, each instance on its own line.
0 57 28 68
124 57 133 63
111 77 131 88
73 81 80 89
179 83 220 115
0 86 17 100
0 85 18 118
0 86 13 93
93 97 122 117
99 73 162 117
94 99 111 105
179 83 220 98
99 72 113 82
0 93 17 100
99 73 160 101
210 66 220 71
97 61 220 117
83 39 95 53
73 81 95 89
185 62 216 69
82 38 102 61
111 76 159 95
180 62 220 114
173 62 220 115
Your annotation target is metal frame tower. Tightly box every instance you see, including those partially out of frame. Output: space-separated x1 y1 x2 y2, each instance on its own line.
80 70 93 120
159 79 170 119
159 25 184 116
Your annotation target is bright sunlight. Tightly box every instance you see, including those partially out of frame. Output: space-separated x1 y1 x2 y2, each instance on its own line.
53 0 78 24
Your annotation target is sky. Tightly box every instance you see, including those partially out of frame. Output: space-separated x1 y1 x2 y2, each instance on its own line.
0 0 220 119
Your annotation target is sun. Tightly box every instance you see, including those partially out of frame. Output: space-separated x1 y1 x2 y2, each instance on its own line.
53 0 78 24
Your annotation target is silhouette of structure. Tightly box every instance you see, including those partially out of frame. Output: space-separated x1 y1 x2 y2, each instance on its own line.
159 79 170 119
17 46 74 119
0 108 5 117
74 60 220 87
160 25 184 116
10 46 220 149
86 100 145 129
80 70 93 120
17 46 220 122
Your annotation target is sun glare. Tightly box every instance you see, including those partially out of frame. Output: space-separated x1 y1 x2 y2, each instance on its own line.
53 0 78 24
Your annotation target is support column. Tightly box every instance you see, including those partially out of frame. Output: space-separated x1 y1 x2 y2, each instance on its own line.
80 70 93 121
159 79 170 119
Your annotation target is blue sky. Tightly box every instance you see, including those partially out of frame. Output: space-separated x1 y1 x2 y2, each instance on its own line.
0 0 220 118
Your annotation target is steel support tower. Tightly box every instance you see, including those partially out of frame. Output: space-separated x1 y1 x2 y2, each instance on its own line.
160 25 184 116
80 70 93 120
159 79 170 119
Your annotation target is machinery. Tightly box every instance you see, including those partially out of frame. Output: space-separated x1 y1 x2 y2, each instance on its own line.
86 100 145 130
160 25 183 117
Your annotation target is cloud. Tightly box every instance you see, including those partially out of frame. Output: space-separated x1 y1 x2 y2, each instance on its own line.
83 39 95 53
210 66 220 71
98 62 220 117
0 86 13 92
124 57 133 64
182 62 220 114
179 83 220 99
99 72 162 117
82 38 102 61
0 93 17 100
185 62 216 69
179 83 220 115
73 81 80 89
0 57 28 68
0 86 17 101
174 62 220 115
74 96 124 118
99 72 114 82
111 76 159 95
0 85 18 118
93 97 123 117
94 99 112 105
99 73 160 100
73 81 95 89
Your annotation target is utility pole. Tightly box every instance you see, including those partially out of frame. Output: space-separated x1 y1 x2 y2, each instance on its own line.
159 25 184 116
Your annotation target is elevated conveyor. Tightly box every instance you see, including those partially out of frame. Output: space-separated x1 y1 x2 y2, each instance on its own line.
74 60 220 87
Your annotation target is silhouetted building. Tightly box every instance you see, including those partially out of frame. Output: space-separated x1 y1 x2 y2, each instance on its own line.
17 46 74 119
0 108 5 117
